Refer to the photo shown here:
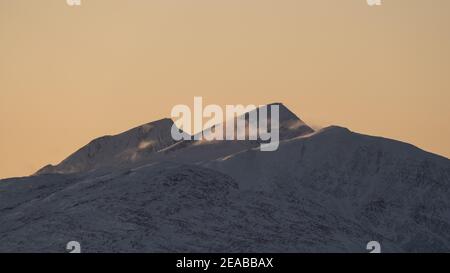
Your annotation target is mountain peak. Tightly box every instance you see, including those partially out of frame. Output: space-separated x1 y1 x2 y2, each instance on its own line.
36 118 177 175
264 102 314 139
36 103 314 175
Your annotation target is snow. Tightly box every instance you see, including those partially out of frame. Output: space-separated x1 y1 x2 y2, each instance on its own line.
1 104 449 252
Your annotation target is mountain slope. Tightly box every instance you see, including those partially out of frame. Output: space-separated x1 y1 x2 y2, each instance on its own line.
1 104 449 253
0 162 387 252
36 118 177 175
37 103 314 174
204 126 450 251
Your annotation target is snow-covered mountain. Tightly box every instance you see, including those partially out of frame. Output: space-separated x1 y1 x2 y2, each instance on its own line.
1 103 449 252
36 118 177 175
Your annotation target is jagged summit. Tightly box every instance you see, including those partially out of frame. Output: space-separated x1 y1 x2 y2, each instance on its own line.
36 118 177 175
36 103 314 175
253 102 314 139
276 103 314 139
3 102 450 253
269 102 299 120
246 102 304 123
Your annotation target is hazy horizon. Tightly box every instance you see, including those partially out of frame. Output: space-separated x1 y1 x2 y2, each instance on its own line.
1 0 450 179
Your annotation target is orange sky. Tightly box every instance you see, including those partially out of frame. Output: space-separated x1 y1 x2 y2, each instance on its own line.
1 0 449 179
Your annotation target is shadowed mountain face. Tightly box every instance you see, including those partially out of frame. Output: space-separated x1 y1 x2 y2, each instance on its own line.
1 103 450 253
36 118 177 175
37 103 314 175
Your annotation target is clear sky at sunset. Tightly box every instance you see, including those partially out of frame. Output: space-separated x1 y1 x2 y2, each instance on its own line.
1 0 449 178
